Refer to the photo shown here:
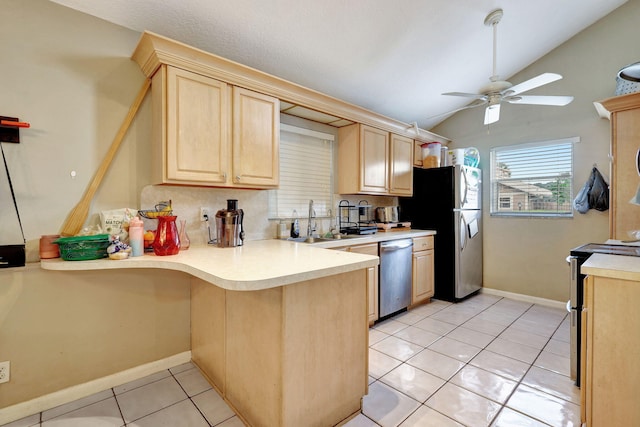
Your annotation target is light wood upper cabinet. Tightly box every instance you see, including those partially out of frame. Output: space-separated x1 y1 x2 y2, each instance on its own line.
413 140 424 167
597 92 640 239
412 236 434 305
390 133 414 195
232 87 280 187
161 66 229 184
338 123 413 196
152 65 279 188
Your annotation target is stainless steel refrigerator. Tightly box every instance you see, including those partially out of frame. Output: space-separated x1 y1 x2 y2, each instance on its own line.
399 165 483 302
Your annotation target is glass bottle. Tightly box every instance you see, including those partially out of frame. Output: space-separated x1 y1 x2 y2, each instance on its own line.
178 219 190 250
152 215 180 256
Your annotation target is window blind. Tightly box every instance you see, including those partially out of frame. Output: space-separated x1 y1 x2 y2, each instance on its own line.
268 125 334 218
490 137 577 217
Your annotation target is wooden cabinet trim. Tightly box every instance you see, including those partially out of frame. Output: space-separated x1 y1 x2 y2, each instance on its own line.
132 31 449 145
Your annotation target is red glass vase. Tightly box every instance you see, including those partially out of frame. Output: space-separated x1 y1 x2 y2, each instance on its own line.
152 215 180 256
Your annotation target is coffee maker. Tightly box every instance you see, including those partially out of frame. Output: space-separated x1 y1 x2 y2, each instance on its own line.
215 199 245 247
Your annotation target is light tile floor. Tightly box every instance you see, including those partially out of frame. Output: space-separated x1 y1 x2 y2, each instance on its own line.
350 294 580 427
2 294 579 427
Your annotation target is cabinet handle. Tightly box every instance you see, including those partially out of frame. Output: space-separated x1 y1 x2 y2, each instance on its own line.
222 173 227 181
235 175 241 182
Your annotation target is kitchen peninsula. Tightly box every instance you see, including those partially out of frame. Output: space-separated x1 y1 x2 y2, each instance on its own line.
42 240 378 427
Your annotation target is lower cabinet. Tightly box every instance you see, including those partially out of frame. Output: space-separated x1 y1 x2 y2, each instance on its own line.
581 274 640 426
330 236 434 325
348 243 379 325
412 236 434 305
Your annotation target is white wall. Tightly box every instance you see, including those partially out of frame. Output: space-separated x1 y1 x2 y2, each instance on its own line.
431 1 640 301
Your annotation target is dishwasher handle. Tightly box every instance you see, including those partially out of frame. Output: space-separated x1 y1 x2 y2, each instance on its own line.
380 239 413 251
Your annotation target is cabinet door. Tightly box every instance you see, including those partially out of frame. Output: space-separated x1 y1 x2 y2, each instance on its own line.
611 107 640 238
413 141 423 167
232 87 279 187
349 243 379 324
390 133 414 195
582 274 640 426
360 125 389 193
412 249 434 304
166 67 229 183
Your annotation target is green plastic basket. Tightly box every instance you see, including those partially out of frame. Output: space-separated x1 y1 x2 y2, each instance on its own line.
54 234 111 261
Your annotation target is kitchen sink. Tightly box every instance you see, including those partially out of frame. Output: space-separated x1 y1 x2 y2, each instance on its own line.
286 236 336 243
286 234 366 243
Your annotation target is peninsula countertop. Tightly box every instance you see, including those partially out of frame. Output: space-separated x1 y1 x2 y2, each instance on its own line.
41 238 379 291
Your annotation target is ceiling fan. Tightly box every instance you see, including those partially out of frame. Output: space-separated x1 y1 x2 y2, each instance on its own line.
442 8 574 125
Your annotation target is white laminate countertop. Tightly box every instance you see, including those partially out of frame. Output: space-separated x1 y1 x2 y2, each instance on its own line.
41 238 381 291
41 229 434 291
581 253 640 282
292 229 436 249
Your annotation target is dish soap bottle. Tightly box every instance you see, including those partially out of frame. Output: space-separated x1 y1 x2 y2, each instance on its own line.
290 209 300 238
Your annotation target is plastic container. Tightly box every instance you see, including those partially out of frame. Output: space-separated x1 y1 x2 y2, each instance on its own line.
448 148 465 166
464 147 480 167
440 146 449 166
422 142 442 168
54 234 110 261
128 216 144 257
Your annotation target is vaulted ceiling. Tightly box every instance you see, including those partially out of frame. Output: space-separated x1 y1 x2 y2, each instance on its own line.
50 0 627 129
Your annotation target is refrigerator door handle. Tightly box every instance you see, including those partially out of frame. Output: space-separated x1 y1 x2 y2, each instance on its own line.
460 168 469 207
459 214 468 252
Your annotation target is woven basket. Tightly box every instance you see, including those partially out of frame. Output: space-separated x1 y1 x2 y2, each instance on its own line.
54 234 110 261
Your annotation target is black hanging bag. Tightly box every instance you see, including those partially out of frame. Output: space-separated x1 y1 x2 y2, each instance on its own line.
588 167 609 212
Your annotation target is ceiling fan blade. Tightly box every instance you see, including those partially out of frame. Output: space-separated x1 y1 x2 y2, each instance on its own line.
426 99 488 121
506 73 563 96
442 92 488 100
484 103 501 125
507 95 574 106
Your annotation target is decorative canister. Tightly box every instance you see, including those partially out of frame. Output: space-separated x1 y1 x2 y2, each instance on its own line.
39 234 61 259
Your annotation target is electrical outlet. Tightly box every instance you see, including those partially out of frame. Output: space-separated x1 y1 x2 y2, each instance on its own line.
0 361 10 384
200 207 210 222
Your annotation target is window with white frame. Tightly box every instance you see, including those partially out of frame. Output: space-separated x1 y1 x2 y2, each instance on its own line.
268 124 334 219
490 137 577 217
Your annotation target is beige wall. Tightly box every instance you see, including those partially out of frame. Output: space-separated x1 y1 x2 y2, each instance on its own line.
432 1 640 300
0 265 190 408
1 0 637 413
0 0 190 410
0 0 397 412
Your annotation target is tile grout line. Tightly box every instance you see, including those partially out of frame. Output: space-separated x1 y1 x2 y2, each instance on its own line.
370 296 571 427
483 304 569 426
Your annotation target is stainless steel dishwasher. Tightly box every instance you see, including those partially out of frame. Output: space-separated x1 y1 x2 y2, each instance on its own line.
379 238 413 319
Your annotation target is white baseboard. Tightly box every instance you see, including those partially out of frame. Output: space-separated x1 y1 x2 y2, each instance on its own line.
480 288 567 311
0 351 191 425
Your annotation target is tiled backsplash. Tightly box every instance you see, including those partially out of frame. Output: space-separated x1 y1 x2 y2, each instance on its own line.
140 185 397 245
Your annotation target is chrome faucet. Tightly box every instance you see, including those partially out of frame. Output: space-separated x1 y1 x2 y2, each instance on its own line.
307 199 317 237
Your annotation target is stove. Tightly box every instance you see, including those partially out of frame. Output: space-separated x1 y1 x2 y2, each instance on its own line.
566 241 640 387
570 242 640 257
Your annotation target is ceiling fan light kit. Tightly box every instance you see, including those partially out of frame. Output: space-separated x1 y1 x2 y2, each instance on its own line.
441 8 574 125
